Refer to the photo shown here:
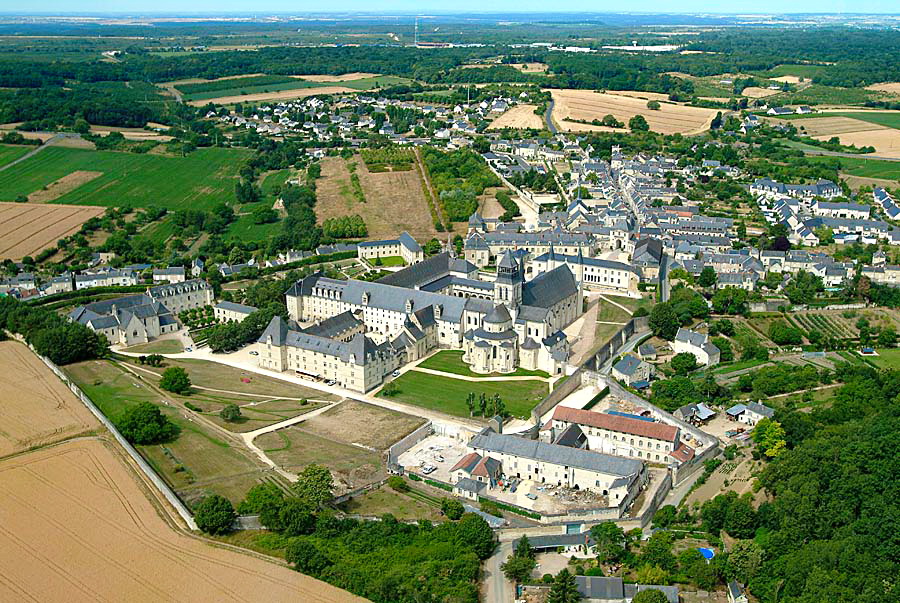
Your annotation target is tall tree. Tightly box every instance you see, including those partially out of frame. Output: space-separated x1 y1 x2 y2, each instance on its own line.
293 464 334 509
547 569 581 603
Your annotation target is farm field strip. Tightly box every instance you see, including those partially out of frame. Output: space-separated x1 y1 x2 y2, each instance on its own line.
0 202 105 259
0 439 364 603
548 89 718 134
487 104 544 130
0 146 251 210
0 143 30 168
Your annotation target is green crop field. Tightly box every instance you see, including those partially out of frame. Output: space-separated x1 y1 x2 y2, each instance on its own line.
0 146 252 210
0 144 31 168
181 79 325 101
379 370 548 419
830 112 900 130
764 64 832 79
807 155 900 180
340 75 415 90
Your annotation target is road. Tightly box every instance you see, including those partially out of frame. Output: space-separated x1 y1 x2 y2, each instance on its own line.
482 540 514 603
544 98 558 134
0 133 80 173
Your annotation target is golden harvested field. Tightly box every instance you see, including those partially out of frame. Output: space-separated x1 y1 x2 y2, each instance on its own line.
315 155 439 241
488 104 543 130
606 90 672 102
0 201 105 260
187 86 354 106
548 89 718 135
814 129 900 158
297 72 379 82
0 438 363 603
0 341 98 458
865 82 900 95
741 86 781 98
793 116 877 136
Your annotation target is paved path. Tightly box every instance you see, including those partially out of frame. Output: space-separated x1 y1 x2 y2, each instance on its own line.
544 98 558 134
482 540 514 603
0 133 77 172
410 366 552 383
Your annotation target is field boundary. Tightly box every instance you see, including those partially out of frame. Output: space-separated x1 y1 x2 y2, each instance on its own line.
26 342 197 529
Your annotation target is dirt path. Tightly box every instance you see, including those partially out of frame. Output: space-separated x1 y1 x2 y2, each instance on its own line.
409 366 552 383
0 133 75 173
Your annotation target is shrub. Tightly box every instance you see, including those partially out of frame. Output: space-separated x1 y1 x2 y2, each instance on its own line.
388 476 410 492
194 494 236 535
219 403 242 422
115 402 178 445
159 367 191 394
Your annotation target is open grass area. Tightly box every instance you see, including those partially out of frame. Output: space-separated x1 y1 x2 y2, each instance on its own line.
340 75 415 90
0 146 252 210
867 348 900 370
0 143 30 168
826 112 900 130
379 370 548 419
64 359 275 504
370 255 406 267
122 339 184 354
255 426 384 492
338 484 442 521
417 350 550 378
299 400 425 451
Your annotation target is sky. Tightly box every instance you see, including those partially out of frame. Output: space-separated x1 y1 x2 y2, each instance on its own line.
9 2 900 15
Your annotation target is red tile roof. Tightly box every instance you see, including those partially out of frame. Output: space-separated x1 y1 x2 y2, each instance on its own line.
450 452 481 473
551 406 679 442
671 441 695 462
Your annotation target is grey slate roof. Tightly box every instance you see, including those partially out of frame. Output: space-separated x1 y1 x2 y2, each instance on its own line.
258 315 290 346
454 477 486 494
377 252 452 289
613 353 643 377
302 310 362 338
469 428 643 477
215 301 258 315
522 265 578 309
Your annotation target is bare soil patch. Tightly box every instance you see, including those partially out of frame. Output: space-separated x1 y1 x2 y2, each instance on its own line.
548 89 718 135
316 155 439 241
514 62 548 73
0 438 363 602
295 72 379 82
741 86 781 98
0 341 98 458
27 170 103 203
187 86 355 106
0 202 105 260
299 400 426 451
771 75 803 84
488 104 544 130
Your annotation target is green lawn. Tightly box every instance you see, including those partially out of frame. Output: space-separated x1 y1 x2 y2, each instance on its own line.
371 255 407 267
805 155 900 181
417 350 550 378
64 359 274 504
0 144 30 168
0 146 252 210
868 348 900 370
379 370 548 419
225 211 283 242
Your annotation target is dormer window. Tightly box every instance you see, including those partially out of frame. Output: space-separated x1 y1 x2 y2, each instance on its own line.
406 299 414 313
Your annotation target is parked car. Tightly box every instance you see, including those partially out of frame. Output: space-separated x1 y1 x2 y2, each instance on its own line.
525 493 538 500
184 347 192 352
422 465 436 475
249 351 259 356
392 370 401 377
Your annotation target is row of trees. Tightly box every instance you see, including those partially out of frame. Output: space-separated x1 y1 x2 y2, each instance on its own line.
321 214 367 239
0 297 107 365
206 304 284 353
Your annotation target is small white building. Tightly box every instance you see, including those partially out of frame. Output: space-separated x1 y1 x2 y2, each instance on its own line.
152 266 186 284
726 402 775 426
357 232 424 265
214 301 258 323
672 327 720 366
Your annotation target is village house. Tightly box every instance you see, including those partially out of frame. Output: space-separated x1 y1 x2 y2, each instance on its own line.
672 327 720 366
611 354 653 386
213 301 258 323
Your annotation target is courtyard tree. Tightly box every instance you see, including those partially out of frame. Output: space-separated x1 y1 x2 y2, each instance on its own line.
590 521 626 563
671 352 699 376
547 569 581 603
159 366 192 394
649 302 679 340
698 266 718 288
502 554 536 583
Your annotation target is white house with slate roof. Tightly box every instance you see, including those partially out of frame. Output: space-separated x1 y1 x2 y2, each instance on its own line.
357 232 424 265
531 247 640 298
214 301 257 323
68 279 212 346
611 353 653 385
672 327 720 366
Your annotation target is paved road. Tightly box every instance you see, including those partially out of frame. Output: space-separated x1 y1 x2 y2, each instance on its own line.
0 133 78 173
544 98 558 134
482 540 514 603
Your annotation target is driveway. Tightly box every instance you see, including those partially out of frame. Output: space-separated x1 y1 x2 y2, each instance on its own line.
482 540 514 603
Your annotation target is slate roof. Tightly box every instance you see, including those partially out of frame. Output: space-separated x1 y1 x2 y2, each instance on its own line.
469 428 643 477
522 265 578 309
454 477 486 494
258 315 290 346
302 310 363 338
377 252 452 289
214 301 258 315
551 406 678 442
746 402 775 418
612 353 644 377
